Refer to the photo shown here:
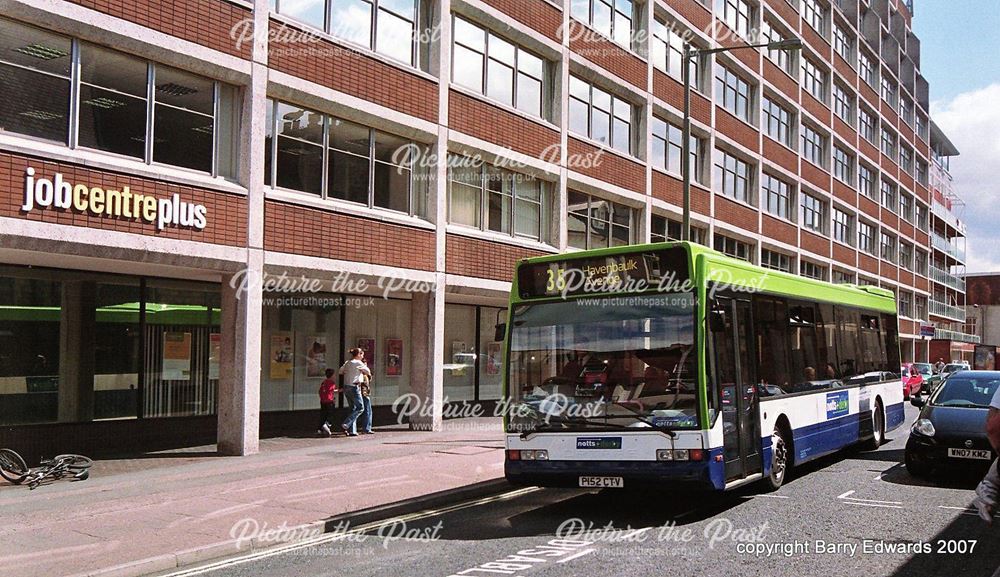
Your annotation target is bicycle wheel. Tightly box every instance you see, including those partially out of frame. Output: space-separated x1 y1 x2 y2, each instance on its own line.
53 455 92 472
0 449 29 484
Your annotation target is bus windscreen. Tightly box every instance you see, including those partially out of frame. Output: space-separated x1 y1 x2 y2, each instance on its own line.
516 247 690 299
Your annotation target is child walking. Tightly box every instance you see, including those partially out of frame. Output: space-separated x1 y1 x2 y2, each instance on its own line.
317 368 338 437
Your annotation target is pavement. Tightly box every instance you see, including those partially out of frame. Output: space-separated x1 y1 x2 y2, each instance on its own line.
0 418 507 577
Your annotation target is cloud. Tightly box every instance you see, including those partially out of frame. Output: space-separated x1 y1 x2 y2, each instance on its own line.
930 83 1000 273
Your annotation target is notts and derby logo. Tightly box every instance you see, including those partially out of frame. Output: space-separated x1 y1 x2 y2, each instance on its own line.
21 168 208 230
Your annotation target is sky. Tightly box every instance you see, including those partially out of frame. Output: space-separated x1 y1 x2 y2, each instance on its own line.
911 1 1000 272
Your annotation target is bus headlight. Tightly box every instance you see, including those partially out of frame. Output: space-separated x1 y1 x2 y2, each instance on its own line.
673 449 689 461
534 450 549 460
519 450 548 460
911 418 935 437
656 449 673 461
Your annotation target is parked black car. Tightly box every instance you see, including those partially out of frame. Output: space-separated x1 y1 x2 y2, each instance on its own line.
904 370 1000 477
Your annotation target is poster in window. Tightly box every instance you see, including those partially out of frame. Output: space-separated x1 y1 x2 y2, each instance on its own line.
162 332 192 381
270 332 293 380
451 340 469 376
357 338 375 373
208 333 221 380
486 342 501 375
386 338 403 376
305 336 328 377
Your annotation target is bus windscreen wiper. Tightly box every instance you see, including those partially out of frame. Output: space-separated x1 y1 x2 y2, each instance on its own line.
520 418 626 439
601 405 678 438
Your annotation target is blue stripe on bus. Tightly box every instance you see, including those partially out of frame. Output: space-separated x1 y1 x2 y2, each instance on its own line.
790 412 861 463
886 402 905 430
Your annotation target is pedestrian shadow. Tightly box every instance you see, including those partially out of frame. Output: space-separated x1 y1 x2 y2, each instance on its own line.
887 512 1000 577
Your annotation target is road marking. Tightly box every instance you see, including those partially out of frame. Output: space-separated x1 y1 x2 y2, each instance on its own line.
556 548 596 563
837 490 855 499
755 494 790 499
939 506 980 516
156 486 541 577
873 474 884 481
843 501 903 509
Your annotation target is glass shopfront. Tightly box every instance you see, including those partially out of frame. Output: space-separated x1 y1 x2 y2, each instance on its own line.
443 303 505 402
0 265 221 425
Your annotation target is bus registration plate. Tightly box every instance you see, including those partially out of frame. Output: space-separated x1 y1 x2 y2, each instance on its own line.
948 448 991 460
579 476 624 488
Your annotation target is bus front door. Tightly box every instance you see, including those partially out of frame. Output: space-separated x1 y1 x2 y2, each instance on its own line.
712 296 763 482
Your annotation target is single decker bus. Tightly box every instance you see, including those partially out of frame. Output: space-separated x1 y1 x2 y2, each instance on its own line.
500 241 904 491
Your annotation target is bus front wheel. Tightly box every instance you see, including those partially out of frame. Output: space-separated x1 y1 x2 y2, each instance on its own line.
763 426 789 491
863 401 885 451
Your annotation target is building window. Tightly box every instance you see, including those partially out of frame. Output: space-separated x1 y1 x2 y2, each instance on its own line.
800 260 826 280
916 203 929 231
833 23 853 62
858 221 875 254
452 17 547 119
266 100 429 216
880 231 896 262
833 83 853 123
859 50 876 88
880 127 896 158
800 192 825 234
916 159 929 185
916 114 928 140
0 19 239 177
801 124 826 167
448 160 549 241
802 0 826 34
651 116 700 178
859 164 875 199
275 0 425 67
899 241 913 270
914 295 927 320
761 248 792 272
762 96 793 147
833 145 853 184
899 291 912 318
651 215 706 245
833 269 855 284
713 149 752 203
880 179 896 212
832 207 852 245
899 146 913 175
762 173 792 220
567 191 634 249
859 106 876 143
715 64 752 122
568 76 634 155
802 58 827 102
652 18 699 85
914 249 928 275
899 96 913 126
716 0 753 38
899 193 913 222
880 75 897 108
761 20 795 76
714 234 754 262
572 0 634 49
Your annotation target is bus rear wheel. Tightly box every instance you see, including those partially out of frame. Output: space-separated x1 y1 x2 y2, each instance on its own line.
763 426 789 491
863 401 885 451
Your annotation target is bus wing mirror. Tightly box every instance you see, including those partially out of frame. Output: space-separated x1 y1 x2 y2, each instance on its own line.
709 310 726 333
495 323 507 342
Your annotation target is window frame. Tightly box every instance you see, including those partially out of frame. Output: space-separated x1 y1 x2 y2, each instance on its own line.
832 206 853 245
800 192 826 235
713 148 753 204
568 75 634 155
762 172 792 220
762 95 793 147
715 63 753 122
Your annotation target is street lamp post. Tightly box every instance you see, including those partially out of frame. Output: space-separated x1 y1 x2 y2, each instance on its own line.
680 38 803 241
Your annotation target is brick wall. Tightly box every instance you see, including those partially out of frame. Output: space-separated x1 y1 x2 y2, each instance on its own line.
801 230 830 257
264 200 435 270
0 151 246 246
653 71 712 126
859 254 879 275
446 234 550 281
832 179 856 205
764 60 798 101
448 91 560 159
66 0 252 59
833 243 856 268
268 19 438 123
763 138 797 173
568 20 646 90
801 161 830 191
568 138 644 193
715 195 759 233
480 0 562 41
762 215 796 245
716 108 758 152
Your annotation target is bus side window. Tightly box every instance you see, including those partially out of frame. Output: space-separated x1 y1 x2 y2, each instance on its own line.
881 313 900 372
752 296 792 394
835 306 860 379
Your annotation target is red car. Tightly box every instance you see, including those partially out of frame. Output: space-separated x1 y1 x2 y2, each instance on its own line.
901 363 924 400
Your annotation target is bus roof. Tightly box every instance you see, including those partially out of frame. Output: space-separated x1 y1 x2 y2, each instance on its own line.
513 241 896 313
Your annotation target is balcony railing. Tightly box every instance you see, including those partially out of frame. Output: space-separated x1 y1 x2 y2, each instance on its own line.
930 265 966 292
933 328 981 344
930 299 967 322
932 233 966 262
932 201 967 235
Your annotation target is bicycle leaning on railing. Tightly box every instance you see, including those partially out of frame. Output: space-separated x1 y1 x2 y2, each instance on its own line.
0 449 92 489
